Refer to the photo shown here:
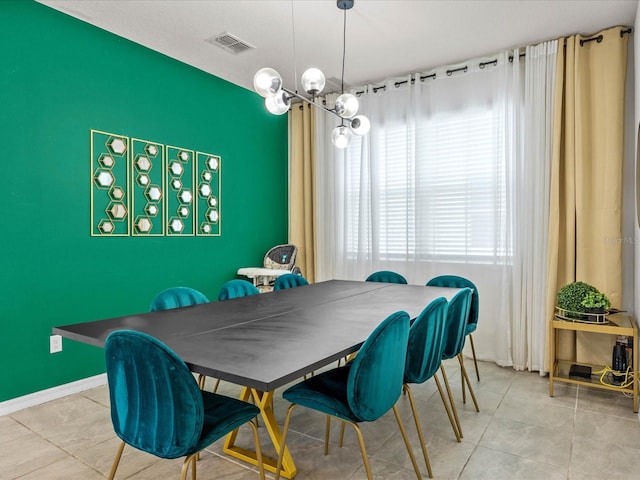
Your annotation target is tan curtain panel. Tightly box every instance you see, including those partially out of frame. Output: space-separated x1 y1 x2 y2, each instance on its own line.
545 27 629 367
289 102 317 282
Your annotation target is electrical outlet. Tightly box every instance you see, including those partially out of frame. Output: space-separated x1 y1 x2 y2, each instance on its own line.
50 334 63 353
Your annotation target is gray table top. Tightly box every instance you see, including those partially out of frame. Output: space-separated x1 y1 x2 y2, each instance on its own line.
54 280 460 391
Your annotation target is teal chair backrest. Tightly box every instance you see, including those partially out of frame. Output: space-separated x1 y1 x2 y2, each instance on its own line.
218 279 260 301
149 287 209 311
347 310 410 422
104 330 204 459
365 271 408 284
404 297 449 384
442 288 473 360
274 273 309 290
426 275 478 329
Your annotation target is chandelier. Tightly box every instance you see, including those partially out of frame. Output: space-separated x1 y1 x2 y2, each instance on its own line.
253 0 370 149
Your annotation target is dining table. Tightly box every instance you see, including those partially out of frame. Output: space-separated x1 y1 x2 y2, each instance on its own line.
53 279 460 479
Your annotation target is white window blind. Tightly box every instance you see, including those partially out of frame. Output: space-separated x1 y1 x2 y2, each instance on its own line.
345 105 510 263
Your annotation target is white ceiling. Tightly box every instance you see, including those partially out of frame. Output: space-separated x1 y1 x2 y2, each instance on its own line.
38 0 637 95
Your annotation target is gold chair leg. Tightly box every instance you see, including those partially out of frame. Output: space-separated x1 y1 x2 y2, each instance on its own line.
247 392 260 428
469 334 480 381
403 384 433 478
107 440 125 480
433 373 461 442
440 364 463 438
248 419 266 480
197 374 221 393
458 354 479 412
274 404 296 480
180 453 196 480
460 355 467 405
392 405 422 480
324 415 331 455
276 406 417 480
349 421 374 480
339 421 346 447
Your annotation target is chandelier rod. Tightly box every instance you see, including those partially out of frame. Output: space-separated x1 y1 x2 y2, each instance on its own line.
290 0 298 94
282 87 352 124
341 5 347 93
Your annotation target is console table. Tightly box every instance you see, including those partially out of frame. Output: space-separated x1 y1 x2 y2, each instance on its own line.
549 313 638 412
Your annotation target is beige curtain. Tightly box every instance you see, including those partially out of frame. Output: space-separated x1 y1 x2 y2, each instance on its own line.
545 27 629 367
289 102 317 282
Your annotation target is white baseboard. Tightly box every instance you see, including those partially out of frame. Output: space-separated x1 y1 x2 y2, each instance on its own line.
0 373 107 416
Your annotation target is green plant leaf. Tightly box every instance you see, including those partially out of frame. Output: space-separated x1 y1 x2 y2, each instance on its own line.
557 281 599 318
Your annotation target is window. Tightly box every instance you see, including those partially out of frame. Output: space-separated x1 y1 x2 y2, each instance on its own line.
344 104 510 263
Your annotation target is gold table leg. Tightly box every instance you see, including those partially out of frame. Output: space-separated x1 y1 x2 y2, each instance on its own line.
549 327 559 397
634 332 638 413
224 387 297 479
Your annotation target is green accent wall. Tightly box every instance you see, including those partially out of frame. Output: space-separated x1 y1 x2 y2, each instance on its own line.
0 1 288 402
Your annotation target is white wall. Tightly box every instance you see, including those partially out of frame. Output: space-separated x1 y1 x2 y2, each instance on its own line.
623 14 636 314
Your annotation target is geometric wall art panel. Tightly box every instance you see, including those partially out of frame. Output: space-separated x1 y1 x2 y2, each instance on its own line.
165 146 195 236
131 138 164 236
90 130 130 236
196 152 221 236
90 130 221 237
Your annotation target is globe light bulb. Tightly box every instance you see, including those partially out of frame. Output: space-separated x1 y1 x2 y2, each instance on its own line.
335 93 359 118
350 115 371 136
254 68 282 98
301 67 326 96
265 90 291 115
331 125 352 149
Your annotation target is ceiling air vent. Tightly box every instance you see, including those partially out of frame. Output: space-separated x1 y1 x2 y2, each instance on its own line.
206 32 255 55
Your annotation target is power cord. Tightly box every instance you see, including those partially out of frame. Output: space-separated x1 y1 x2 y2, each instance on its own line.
591 365 635 389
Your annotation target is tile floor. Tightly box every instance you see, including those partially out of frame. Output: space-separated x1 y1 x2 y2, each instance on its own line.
2 359 640 479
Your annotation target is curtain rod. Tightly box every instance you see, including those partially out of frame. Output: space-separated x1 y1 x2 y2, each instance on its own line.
355 52 525 96
357 57 514 95
354 27 632 97
580 34 603 46
447 65 468 76
567 26 632 47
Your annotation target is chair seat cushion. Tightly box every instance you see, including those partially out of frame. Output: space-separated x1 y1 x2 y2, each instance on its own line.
465 323 477 335
192 392 260 454
283 365 361 423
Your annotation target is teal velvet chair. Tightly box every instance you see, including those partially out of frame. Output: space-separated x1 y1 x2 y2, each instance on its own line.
426 275 480 381
150 286 209 311
273 273 309 290
149 287 219 392
365 270 408 284
403 297 459 478
104 330 264 480
274 311 422 480
437 287 478 439
218 279 260 300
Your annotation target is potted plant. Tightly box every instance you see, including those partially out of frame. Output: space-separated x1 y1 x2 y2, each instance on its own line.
557 281 598 319
580 291 611 314
556 281 611 322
